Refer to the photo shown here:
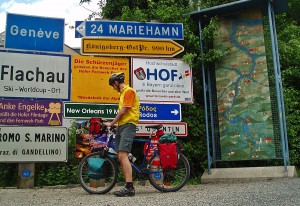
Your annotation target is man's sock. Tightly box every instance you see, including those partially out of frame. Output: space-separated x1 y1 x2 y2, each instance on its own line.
125 182 134 190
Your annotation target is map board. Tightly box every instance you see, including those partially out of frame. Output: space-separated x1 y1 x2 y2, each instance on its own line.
213 10 275 160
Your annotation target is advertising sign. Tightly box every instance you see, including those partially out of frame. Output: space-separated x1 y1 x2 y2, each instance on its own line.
75 20 183 40
5 13 65 52
132 58 193 103
0 99 63 126
0 126 68 162
136 122 188 137
0 50 71 100
71 56 129 103
81 38 184 57
64 102 181 122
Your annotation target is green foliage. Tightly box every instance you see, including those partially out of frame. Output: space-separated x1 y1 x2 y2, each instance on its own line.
0 164 18 187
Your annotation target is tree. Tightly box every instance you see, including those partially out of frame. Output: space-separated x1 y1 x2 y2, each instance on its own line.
78 0 300 177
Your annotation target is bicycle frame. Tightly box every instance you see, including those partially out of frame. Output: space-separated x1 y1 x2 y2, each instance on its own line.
130 129 160 176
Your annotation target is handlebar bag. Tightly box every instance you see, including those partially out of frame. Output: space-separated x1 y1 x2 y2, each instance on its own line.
89 118 105 135
87 157 106 179
158 142 178 169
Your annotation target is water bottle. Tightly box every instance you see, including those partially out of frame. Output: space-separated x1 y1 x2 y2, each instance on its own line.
128 153 136 163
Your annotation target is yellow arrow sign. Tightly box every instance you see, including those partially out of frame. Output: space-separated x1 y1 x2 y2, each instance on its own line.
81 38 184 57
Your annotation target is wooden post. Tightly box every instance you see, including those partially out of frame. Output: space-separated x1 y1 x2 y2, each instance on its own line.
18 163 35 189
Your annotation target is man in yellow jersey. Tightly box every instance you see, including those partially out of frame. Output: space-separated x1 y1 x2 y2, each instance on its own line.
104 72 140 197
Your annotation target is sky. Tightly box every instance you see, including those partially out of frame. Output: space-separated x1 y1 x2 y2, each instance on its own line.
0 0 99 48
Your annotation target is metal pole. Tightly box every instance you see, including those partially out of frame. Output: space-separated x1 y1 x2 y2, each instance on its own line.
207 70 217 168
268 0 288 175
197 6 212 175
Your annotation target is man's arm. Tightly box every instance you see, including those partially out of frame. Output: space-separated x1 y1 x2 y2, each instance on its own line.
106 107 129 127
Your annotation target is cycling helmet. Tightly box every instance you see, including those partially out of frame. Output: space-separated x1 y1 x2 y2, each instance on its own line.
109 72 125 86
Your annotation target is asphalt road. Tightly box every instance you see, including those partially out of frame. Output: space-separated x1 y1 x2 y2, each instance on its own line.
1 178 300 206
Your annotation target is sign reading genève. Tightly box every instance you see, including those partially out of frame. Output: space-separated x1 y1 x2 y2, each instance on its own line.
5 13 65 52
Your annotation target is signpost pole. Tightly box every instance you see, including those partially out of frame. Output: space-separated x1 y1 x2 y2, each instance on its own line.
18 163 35 188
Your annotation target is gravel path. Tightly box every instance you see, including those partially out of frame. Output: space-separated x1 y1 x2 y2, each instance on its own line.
1 178 300 206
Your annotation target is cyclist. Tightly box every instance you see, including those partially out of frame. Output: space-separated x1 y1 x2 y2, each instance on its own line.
103 72 140 197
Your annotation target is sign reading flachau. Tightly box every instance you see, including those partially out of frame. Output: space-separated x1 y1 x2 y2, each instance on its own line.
0 50 71 100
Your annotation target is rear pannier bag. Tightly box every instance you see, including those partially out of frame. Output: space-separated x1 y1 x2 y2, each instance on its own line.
158 142 178 170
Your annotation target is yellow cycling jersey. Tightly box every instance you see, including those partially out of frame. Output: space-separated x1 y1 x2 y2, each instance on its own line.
118 85 140 126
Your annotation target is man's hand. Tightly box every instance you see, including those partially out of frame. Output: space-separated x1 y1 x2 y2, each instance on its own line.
103 122 117 127
103 122 111 127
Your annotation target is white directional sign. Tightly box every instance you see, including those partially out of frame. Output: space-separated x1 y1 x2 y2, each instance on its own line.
136 122 188 137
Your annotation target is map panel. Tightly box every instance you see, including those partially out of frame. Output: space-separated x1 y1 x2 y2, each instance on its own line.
213 10 275 160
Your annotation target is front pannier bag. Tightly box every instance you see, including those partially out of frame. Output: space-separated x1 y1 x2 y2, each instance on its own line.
87 157 106 179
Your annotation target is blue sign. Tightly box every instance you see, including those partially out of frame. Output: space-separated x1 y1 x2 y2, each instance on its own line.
5 13 65 52
75 20 183 40
140 103 181 122
22 170 31 178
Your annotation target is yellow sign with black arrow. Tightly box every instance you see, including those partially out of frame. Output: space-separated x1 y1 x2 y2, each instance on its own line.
81 38 184 57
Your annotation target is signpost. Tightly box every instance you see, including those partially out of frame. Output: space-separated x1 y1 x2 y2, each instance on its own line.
75 20 184 40
64 102 181 122
81 38 184 57
5 13 65 52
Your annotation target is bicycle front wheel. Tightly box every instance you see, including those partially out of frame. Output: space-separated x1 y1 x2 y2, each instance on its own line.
78 152 118 194
148 153 190 192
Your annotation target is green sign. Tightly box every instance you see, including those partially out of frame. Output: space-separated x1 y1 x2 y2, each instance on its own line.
64 103 118 119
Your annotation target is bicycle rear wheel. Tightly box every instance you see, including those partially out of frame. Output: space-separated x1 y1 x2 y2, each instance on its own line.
78 152 118 194
148 153 190 192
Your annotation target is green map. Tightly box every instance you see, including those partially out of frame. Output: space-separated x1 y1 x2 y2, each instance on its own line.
213 10 276 160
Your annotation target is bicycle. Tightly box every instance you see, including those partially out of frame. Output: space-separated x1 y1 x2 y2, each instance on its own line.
78 124 190 194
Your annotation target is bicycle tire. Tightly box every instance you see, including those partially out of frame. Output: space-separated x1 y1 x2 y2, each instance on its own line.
148 153 190 192
78 152 118 194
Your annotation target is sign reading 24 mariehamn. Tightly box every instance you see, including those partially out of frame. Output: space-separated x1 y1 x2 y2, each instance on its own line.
75 20 183 40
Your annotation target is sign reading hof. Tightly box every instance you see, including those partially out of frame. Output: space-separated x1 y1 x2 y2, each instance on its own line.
0 50 71 100
5 13 65 52
0 126 68 162
132 58 193 103
0 99 63 126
